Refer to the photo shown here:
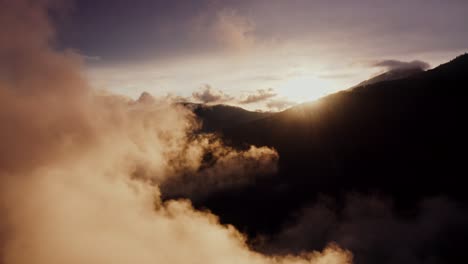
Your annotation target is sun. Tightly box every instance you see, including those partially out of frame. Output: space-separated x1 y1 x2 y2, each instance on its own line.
277 75 336 102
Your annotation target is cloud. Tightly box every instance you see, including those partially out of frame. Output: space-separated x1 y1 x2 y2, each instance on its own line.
0 1 351 264
191 7 256 53
239 88 277 104
192 84 234 104
160 138 279 200
257 195 468 264
83 55 101 61
373 59 431 71
266 99 297 111
212 8 256 51
135 91 190 105
164 93 190 103
192 86 281 108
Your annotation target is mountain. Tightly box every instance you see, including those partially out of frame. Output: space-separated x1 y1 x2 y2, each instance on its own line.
193 54 468 236
351 67 425 88
182 103 272 132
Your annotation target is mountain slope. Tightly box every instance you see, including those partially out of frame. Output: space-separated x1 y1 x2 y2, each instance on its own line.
198 53 468 236
351 67 425 88
182 103 272 132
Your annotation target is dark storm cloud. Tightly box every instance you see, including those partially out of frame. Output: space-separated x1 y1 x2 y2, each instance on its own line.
258 194 468 264
239 88 277 104
374 60 431 71
192 85 234 104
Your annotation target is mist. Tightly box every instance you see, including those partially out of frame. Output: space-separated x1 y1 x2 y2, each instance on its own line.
256 195 468 264
0 1 351 263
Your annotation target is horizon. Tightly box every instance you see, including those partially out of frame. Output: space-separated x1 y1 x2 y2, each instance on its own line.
137 52 467 113
55 0 468 111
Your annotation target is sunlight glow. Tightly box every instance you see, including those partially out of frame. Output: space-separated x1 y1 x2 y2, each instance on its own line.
277 75 337 102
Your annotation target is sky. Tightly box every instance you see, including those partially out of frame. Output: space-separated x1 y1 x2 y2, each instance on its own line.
57 0 468 111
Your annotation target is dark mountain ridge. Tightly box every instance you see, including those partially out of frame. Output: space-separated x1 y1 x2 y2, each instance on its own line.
193 53 468 237
181 103 272 132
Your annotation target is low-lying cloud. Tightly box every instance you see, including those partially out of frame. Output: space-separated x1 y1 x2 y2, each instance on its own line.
266 99 297 111
192 84 234 104
0 1 350 264
239 88 277 104
257 194 468 264
191 86 296 111
373 59 431 71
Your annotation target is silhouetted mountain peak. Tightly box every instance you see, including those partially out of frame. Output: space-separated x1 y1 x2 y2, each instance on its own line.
137 91 155 104
432 53 468 73
353 67 425 88
450 52 468 63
